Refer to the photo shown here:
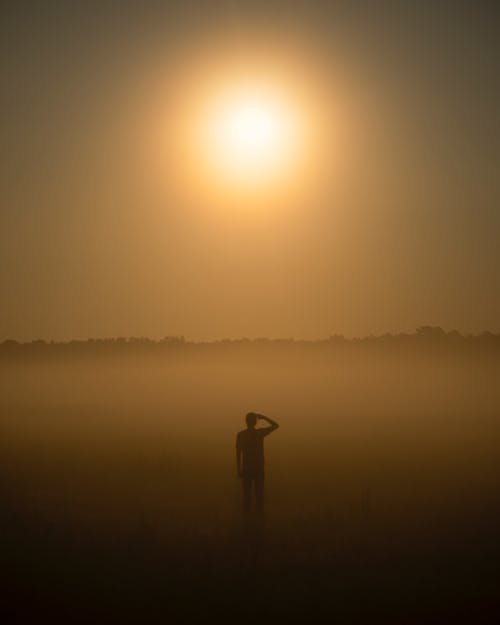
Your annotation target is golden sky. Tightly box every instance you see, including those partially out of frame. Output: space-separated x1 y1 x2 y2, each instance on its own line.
1 1 499 340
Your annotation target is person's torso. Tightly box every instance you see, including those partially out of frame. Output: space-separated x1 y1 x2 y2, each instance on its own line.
239 430 265 472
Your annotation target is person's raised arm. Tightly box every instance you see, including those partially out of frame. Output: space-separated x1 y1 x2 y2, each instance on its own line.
256 414 279 435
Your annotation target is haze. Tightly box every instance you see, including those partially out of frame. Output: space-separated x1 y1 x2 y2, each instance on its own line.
2 3 500 622
1 1 499 341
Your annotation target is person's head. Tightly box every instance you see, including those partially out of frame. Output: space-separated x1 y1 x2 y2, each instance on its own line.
245 412 257 429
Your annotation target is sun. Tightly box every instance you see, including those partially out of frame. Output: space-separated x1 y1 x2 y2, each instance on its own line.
155 62 322 203
199 84 299 186
221 101 281 160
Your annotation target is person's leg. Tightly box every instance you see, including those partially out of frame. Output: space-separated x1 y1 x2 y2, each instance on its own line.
255 472 265 516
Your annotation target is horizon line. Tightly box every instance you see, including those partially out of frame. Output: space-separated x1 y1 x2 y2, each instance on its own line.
2 326 500 345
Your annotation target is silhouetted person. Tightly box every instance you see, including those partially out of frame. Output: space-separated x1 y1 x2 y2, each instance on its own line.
236 412 279 518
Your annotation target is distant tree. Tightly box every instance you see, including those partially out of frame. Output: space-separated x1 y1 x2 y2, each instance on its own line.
416 326 446 338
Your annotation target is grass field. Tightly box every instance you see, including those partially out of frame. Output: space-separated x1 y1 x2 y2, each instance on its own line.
1 338 499 622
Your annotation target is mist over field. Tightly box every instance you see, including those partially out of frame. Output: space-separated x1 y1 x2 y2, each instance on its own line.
2 1 499 622
2 331 499 622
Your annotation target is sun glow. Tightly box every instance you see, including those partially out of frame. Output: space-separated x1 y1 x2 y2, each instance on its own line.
151 49 339 206
213 95 287 169
198 83 301 188
224 104 277 155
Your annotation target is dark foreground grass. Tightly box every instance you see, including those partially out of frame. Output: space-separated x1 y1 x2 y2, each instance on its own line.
2 491 500 624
